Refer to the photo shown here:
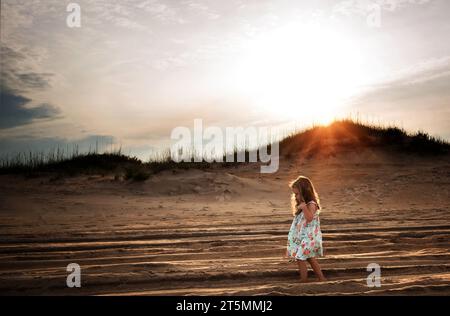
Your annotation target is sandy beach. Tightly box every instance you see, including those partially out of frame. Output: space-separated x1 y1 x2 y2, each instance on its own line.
1 149 449 295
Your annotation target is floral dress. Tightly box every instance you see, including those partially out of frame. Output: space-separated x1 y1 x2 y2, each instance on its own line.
286 201 323 261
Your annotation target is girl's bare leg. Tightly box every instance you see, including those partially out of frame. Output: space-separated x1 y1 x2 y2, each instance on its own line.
296 260 308 282
307 258 327 282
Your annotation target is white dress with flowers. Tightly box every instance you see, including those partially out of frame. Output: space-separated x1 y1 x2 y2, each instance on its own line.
286 201 323 261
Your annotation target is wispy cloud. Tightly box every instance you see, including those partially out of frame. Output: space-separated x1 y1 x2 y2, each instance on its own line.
348 56 450 138
0 44 54 92
355 56 450 102
0 43 61 129
183 1 220 20
136 0 184 23
333 0 433 16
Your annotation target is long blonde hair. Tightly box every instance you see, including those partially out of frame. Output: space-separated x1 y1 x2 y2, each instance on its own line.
289 175 321 216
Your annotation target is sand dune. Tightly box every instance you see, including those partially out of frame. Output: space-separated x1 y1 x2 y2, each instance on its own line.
0 149 449 295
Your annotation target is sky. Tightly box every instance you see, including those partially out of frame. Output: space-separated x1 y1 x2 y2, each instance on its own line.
1 0 450 160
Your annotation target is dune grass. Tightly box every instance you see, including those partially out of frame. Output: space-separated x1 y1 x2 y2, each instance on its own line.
280 118 450 158
1 118 448 179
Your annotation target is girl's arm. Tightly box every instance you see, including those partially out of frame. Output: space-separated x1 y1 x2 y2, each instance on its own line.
299 201 318 223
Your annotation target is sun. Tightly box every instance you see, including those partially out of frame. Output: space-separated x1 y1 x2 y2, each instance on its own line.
231 21 365 124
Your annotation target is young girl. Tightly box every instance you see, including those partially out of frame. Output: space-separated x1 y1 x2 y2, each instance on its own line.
286 175 326 282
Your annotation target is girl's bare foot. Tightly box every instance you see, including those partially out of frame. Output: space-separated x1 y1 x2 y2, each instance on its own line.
299 278 308 283
317 277 327 282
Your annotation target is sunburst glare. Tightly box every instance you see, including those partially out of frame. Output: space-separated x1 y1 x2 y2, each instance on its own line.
231 22 366 124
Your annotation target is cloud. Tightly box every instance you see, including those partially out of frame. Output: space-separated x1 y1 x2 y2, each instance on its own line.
81 0 186 30
0 44 54 93
333 0 432 16
353 56 450 106
0 43 61 129
136 0 182 23
15 73 53 90
0 90 61 129
183 1 221 20
0 42 55 91
88 0 220 28
347 56 450 140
